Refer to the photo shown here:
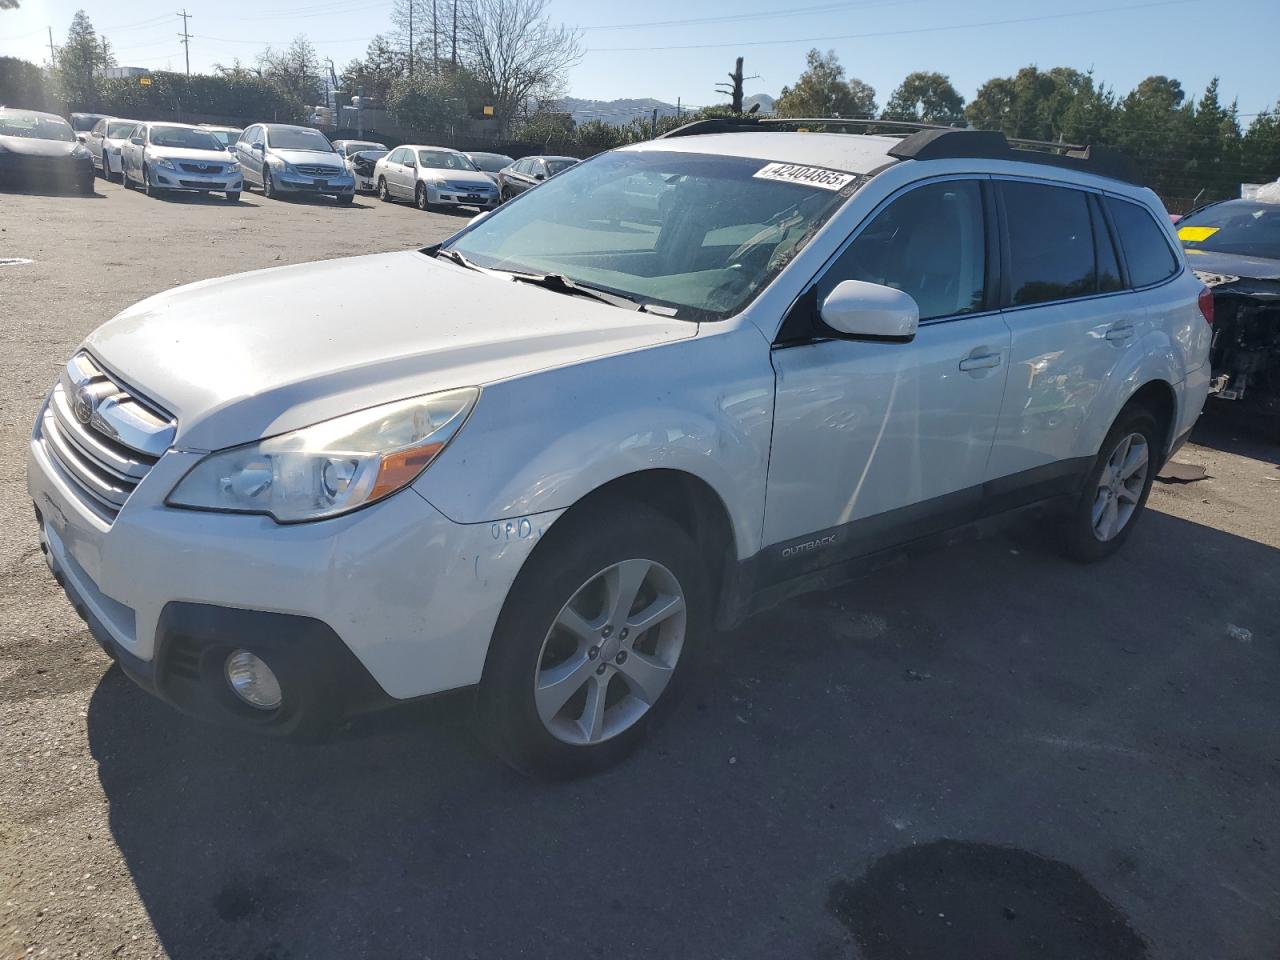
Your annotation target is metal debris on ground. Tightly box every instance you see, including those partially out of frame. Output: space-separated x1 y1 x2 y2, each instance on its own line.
1156 461 1209 483
1227 625 1253 643
0 258 34 267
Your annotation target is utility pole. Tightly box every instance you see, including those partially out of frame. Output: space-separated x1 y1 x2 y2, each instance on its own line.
47 27 56 67
432 0 439 70
651 108 658 140
676 97 681 118
177 9 192 79
451 0 458 66
408 0 414 77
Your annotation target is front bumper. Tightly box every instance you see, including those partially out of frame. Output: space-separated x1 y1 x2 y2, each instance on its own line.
27 412 561 727
273 167 356 195
149 163 243 193
426 184 499 208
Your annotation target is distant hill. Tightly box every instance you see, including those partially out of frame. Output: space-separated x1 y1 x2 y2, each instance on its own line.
744 93 775 114
558 97 682 127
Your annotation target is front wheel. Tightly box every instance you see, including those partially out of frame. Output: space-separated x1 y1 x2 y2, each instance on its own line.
1060 406 1160 562
142 164 160 198
225 191 240 202
415 183 430 211
263 168 277 200
337 193 354 205
377 177 391 202
477 501 708 777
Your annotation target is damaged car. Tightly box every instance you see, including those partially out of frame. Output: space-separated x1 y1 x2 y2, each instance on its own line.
1177 196 1280 415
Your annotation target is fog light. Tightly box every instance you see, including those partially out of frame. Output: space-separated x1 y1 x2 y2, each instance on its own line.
224 649 282 710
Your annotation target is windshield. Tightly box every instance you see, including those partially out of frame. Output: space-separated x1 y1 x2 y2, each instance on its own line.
150 126 224 151
469 153 513 172
545 158 577 175
107 121 139 139
266 127 335 152
445 150 859 320
418 150 477 170
69 114 105 131
0 112 75 142
207 129 242 147
345 142 385 156
1178 201 1280 261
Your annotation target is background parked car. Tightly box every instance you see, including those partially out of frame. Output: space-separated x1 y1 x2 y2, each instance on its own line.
121 122 243 201
0 107 94 194
332 139 388 192
86 116 142 182
68 112 110 141
233 123 355 204
464 151 515 185
374 145 498 211
198 124 245 150
496 155 578 201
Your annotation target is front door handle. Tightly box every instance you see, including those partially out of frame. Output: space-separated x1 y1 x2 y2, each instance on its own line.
959 353 1002 371
1105 324 1135 342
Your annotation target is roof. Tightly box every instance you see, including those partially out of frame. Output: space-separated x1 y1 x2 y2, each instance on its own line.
0 107 67 122
624 131 899 175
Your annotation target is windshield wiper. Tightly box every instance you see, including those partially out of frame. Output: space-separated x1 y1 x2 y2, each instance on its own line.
434 247 480 271
509 272 647 311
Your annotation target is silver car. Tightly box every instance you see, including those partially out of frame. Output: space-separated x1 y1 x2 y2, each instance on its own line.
373 144 498 211
86 117 141 182
232 123 355 204
120 122 243 201
333 139 388 192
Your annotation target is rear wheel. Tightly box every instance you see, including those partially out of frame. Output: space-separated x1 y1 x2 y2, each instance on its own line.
478 501 708 777
1061 406 1160 562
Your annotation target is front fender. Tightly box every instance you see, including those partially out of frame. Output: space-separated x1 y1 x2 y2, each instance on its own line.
415 324 775 560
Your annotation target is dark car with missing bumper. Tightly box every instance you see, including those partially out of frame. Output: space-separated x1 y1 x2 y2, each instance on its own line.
0 108 95 194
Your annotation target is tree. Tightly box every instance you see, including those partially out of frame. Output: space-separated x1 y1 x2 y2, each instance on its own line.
1241 108 1280 186
56 10 112 111
775 49 875 118
390 0 461 76
458 0 582 131
0 0 20 9
966 66 1115 143
388 66 479 129
257 35 323 110
0 56 58 111
883 71 964 122
339 35 404 107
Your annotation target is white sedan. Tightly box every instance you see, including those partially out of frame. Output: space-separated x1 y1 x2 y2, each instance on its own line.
373 144 499 211
86 117 142 183
120 122 243 201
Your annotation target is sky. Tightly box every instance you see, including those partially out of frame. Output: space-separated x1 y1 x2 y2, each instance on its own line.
2 0 1277 119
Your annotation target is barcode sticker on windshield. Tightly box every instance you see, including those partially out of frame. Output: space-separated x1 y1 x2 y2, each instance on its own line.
753 162 856 191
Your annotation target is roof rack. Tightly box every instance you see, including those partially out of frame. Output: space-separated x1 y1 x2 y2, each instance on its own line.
657 116 1140 185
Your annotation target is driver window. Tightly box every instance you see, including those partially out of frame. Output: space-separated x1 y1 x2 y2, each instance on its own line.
819 179 987 321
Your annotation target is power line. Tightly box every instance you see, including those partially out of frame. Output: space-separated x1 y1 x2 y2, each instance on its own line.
586 0 1205 52
580 0 931 31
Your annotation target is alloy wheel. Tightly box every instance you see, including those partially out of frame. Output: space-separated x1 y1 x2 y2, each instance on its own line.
534 558 687 746
1091 432 1149 542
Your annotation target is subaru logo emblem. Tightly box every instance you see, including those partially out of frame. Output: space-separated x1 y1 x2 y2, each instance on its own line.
73 386 94 424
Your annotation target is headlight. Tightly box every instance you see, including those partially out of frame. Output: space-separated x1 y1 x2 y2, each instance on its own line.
226 157 240 169
429 176 447 186
72 144 90 159
152 156 177 170
167 388 478 522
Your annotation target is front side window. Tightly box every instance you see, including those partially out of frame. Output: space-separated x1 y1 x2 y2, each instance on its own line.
208 129 241 148
445 150 860 320
107 120 138 139
1107 197 1178 287
1002 181 1097 306
546 158 577 175
818 179 987 322
266 127 334 152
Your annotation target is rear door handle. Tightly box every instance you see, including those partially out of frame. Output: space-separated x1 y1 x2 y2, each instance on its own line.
1105 324 1135 342
959 353 1002 371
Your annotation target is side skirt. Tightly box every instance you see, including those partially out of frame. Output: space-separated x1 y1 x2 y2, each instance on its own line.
717 457 1090 628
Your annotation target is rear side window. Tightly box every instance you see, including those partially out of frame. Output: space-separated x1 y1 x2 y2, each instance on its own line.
1107 197 1179 287
1001 181 1096 306
818 179 987 322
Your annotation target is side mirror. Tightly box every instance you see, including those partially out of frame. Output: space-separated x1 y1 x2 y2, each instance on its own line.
533 172 546 181
819 280 919 342
76 133 88 143
252 141 264 152
130 136 144 146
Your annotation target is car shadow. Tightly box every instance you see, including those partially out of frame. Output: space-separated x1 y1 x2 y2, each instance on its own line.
86 509 1280 958
0 184 105 199
153 191 261 208
254 192 372 210
1192 403 1280 466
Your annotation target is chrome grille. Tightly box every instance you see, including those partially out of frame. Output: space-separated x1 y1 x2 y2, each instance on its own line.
449 181 492 192
39 353 175 520
296 164 340 177
179 162 224 174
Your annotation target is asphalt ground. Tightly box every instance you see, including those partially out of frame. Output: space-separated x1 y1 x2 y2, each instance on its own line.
1 180 1278 960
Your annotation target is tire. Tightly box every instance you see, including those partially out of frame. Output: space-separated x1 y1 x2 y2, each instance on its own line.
142 164 160 198
225 191 240 202
1060 405 1161 562
337 193 354 205
377 177 391 202
415 183 430 211
500 186 512 203
121 167 132 190
477 501 709 777
263 168 276 200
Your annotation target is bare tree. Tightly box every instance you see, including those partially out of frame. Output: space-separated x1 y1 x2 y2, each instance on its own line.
458 0 581 130
257 35 324 108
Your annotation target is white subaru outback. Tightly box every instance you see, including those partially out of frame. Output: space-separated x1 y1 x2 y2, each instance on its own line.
28 121 1212 774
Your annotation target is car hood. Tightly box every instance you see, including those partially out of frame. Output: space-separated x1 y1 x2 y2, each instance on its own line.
424 168 493 188
84 251 695 451
269 148 343 167
1185 248 1280 281
146 145 235 163
0 135 79 159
